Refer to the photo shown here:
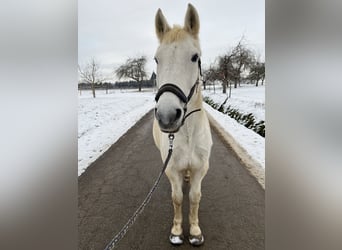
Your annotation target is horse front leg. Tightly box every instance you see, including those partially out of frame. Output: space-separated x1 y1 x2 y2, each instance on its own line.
165 168 184 245
188 163 208 246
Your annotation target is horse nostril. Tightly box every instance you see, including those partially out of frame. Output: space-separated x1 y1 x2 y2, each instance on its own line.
175 109 182 120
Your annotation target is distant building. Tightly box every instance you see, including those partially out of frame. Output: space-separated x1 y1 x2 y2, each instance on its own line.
150 71 157 87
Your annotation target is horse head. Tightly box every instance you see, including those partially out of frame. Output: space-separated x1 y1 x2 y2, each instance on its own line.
154 4 201 133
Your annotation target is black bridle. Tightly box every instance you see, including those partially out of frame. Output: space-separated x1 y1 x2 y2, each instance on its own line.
154 59 202 127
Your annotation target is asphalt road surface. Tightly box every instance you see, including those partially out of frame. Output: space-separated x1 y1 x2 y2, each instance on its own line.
78 110 264 250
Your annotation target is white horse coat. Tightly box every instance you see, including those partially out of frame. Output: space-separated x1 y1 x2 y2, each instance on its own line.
153 4 212 246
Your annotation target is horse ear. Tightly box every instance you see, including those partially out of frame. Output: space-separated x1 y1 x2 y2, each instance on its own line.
184 3 200 37
155 9 170 42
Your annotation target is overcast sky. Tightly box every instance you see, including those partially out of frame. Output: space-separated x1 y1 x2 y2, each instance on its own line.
79 0 264 81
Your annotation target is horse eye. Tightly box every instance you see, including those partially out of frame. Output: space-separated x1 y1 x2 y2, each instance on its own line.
154 57 158 64
191 54 199 62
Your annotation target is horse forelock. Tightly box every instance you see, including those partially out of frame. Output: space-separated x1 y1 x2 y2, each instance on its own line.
162 25 200 47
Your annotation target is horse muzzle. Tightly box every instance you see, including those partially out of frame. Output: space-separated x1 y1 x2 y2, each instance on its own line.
155 107 183 133
154 81 201 133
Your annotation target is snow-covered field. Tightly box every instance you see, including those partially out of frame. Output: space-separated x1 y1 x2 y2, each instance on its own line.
203 85 265 122
78 85 265 176
78 89 155 176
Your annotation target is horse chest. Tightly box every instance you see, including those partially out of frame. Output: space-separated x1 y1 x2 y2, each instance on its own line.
172 139 206 170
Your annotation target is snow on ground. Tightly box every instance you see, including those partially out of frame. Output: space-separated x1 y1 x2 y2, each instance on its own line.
78 85 264 176
203 85 265 122
204 103 265 168
203 85 265 169
78 89 155 176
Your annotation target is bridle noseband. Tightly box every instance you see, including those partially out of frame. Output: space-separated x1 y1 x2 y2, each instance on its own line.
154 59 202 128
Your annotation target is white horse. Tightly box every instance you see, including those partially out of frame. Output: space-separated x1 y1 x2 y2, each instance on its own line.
153 4 212 246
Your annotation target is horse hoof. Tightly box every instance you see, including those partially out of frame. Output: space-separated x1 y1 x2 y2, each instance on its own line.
189 234 204 246
169 234 184 245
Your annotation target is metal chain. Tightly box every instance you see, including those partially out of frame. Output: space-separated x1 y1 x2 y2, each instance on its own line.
104 133 175 250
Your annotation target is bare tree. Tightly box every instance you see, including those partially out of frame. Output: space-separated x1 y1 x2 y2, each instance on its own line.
78 58 104 98
248 60 265 86
216 38 253 94
229 39 253 88
259 62 265 85
217 52 236 95
202 37 262 95
115 56 147 92
203 65 220 93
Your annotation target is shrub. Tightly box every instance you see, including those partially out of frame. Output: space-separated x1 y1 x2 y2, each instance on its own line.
203 96 265 137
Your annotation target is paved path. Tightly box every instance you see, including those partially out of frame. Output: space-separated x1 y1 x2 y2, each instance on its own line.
78 110 264 250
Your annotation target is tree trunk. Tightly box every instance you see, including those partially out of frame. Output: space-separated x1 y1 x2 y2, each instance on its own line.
138 81 142 92
222 82 226 94
92 83 96 98
261 78 265 85
203 80 206 90
256 80 259 87
234 81 237 88
229 82 232 98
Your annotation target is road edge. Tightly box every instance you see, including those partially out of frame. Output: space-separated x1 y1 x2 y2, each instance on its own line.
79 109 155 178
206 112 265 189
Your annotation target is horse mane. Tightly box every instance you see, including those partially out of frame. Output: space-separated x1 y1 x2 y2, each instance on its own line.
162 25 199 44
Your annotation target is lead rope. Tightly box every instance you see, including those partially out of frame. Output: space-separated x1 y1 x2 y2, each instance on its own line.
104 133 175 250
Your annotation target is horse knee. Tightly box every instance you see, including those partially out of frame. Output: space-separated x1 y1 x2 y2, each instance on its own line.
189 190 201 204
172 191 183 206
